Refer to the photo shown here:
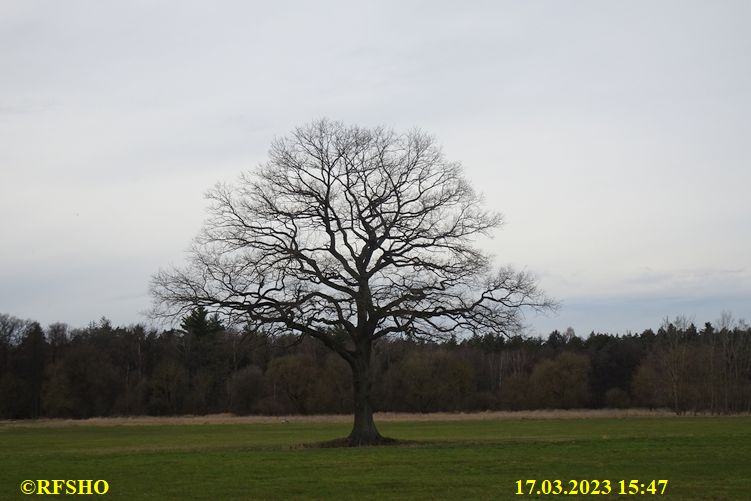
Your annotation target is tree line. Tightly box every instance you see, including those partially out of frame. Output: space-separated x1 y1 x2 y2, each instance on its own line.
1 309 749 419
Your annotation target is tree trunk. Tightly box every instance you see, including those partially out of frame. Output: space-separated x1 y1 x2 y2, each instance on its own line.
346 343 384 446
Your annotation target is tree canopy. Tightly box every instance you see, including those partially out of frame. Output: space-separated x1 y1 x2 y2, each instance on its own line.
151 119 553 444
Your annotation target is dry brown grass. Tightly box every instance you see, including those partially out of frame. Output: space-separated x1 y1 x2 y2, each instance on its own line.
0 408 710 428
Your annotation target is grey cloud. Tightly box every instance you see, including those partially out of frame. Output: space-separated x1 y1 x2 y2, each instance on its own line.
1 1 749 331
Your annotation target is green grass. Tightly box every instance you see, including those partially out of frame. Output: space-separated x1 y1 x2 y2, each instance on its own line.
1 416 749 499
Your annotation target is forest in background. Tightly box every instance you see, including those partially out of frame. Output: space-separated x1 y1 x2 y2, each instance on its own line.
1 309 749 419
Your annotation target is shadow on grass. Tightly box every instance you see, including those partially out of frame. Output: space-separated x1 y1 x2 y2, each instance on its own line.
303 437 425 448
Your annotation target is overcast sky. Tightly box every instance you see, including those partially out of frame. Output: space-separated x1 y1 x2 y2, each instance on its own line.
1 1 749 336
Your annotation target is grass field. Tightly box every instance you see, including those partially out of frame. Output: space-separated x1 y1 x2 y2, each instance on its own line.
1 412 749 500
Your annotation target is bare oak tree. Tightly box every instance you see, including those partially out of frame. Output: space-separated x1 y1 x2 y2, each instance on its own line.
151 119 553 445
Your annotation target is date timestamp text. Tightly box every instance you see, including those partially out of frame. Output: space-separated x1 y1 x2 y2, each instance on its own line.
515 479 669 496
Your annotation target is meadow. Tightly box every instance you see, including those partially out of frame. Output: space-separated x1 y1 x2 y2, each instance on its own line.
1 412 749 500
